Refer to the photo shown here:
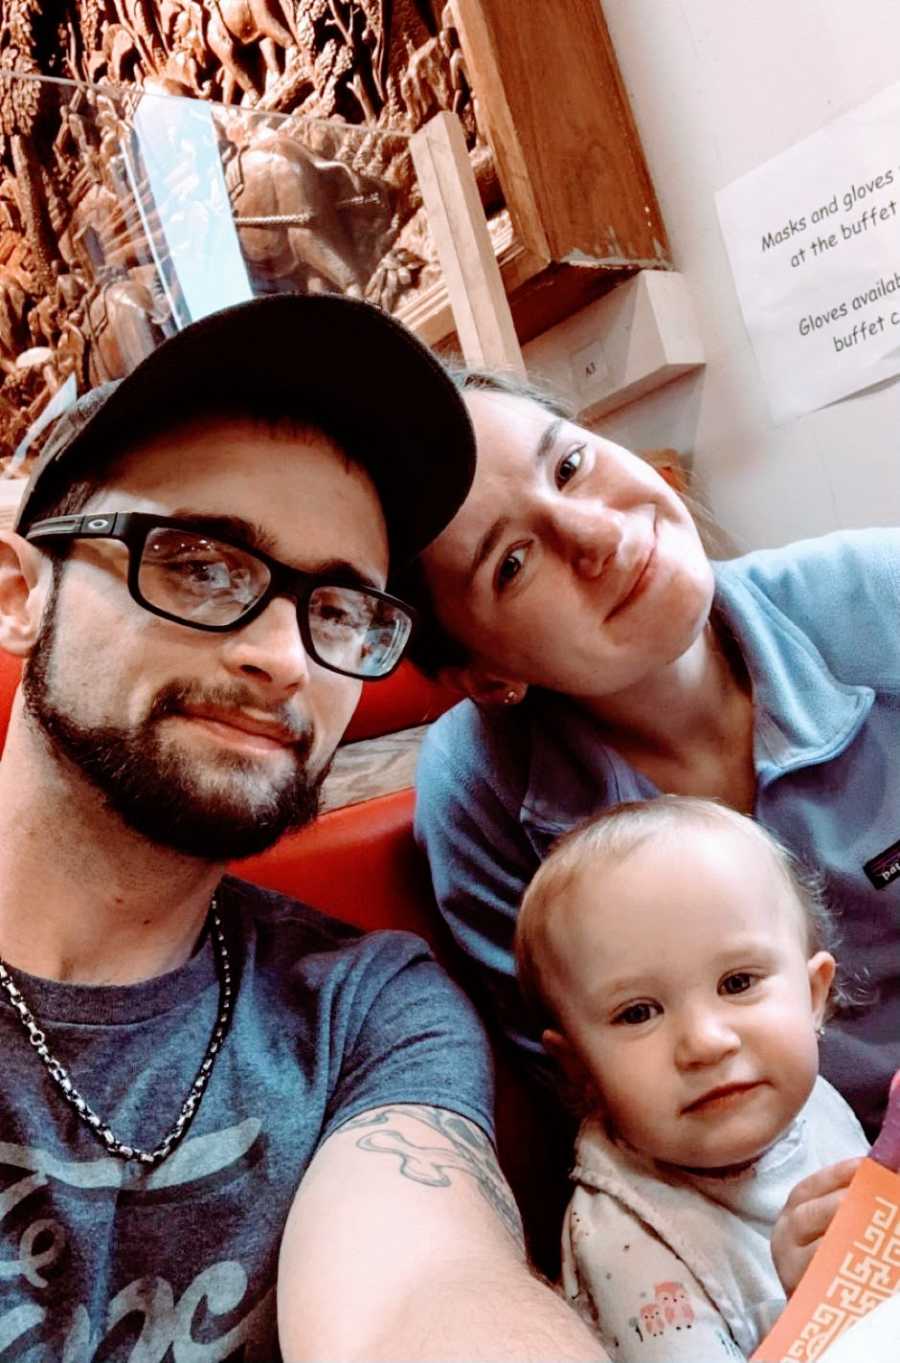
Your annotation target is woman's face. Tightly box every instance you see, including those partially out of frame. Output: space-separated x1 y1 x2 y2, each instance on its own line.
420 390 716 698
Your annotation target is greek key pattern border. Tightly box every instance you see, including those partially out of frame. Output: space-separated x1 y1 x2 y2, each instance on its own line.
781 1194 899 1361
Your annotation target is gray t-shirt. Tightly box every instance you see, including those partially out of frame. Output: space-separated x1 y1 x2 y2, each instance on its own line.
0 876 495 1361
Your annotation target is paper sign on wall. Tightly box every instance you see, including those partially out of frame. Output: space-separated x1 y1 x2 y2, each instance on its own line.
716 81 900 424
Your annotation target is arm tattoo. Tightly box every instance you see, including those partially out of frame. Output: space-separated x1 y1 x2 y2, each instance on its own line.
341 1105 525 1248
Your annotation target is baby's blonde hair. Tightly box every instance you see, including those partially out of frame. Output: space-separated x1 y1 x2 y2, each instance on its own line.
515 797 842 1031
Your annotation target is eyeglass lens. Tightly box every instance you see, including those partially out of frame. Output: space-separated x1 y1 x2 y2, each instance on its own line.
137 527 409 678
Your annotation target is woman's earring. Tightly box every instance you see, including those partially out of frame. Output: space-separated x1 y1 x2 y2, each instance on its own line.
816 1023 826 1037
504 689 518 706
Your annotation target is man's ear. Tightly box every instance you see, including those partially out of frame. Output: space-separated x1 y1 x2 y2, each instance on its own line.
808 950 837 1028
0 530 49 657
435 662 528 708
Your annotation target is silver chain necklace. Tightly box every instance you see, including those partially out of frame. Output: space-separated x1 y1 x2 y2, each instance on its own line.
0 900 233 1168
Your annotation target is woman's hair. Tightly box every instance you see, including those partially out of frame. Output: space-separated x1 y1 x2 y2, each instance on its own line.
391 362 730 679
442 362 575 419
515 796 851 1032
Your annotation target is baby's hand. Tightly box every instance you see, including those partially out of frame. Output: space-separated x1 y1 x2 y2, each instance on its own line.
771 1157 865 1295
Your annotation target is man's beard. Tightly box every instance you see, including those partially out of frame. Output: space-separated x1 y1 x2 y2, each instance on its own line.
22 584 329 861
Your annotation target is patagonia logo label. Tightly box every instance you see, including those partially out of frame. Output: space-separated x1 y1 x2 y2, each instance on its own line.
864 838 900 889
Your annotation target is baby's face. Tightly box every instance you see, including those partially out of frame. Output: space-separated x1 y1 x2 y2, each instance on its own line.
545 827 834 1170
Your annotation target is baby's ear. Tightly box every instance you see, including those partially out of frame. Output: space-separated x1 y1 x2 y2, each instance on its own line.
808 950 837 1027
542 1028 589 1087
542 1028 601 1116
542 1026 572 1063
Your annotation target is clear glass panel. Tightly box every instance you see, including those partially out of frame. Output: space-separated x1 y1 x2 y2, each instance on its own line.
0 70 441 503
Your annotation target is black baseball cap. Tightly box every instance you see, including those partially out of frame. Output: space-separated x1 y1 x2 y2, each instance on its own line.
15 293 476 563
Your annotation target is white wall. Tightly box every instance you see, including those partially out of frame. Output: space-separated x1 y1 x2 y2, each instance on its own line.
594 0 900 551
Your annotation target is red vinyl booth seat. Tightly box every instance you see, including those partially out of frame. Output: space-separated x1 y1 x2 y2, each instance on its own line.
235 787 457 960
0 649 19 750
342 665 460 743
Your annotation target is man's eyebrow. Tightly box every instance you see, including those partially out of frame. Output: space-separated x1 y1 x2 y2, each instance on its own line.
166 511 379 589
467 416 565 583
167 510 280 557
309 558 380 591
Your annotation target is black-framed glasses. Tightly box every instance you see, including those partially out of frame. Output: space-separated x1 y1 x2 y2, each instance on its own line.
26 512 417 681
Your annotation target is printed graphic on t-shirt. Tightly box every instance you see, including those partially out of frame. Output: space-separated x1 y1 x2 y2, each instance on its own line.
0 1120 278 1361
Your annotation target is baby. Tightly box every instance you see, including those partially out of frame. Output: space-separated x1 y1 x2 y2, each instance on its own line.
515 797 869 1361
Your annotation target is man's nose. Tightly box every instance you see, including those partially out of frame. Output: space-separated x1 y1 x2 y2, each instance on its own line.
221 595 311 696
545 499 623 578
673 1005 741 1069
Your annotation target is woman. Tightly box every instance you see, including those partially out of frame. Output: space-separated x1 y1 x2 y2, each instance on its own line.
398 370 900 1141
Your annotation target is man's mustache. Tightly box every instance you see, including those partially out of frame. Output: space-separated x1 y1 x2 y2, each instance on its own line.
149 681 315 758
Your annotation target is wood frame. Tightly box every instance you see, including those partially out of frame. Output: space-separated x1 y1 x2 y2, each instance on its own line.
410 112 525 372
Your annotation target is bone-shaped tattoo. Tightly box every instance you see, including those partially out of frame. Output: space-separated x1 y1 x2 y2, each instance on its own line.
356 1130 475 1186
352 1121 523 1244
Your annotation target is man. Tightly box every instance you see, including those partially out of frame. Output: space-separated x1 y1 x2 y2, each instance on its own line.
0 295 606 1361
